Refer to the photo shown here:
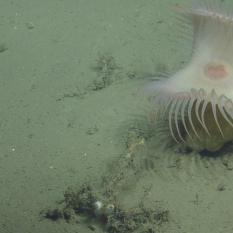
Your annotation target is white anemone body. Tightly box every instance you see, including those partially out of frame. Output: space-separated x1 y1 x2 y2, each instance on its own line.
148 1 233 143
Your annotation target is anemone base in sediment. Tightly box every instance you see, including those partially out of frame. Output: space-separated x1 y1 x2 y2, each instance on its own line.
178 100 233 152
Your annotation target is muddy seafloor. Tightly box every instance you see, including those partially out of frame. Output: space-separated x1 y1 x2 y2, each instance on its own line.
1 0 233 232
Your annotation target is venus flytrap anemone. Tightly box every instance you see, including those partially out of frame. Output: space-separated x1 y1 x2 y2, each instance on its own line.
147 1 233 152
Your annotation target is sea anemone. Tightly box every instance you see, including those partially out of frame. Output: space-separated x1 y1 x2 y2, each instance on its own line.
147 1 233 152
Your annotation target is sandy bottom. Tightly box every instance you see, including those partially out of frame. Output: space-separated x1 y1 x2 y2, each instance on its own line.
1 0 233 232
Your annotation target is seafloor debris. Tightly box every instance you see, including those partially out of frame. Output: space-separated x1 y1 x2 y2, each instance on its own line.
0 43 8 53
125 126 146 158
90 54 121 91
41 184 169 233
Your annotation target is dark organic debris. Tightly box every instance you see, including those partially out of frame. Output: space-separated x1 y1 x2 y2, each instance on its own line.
106 207 169 233
41 184 169 233
43 207 73 222
56 87 87 102
0 43 8 53
90 54 121 91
